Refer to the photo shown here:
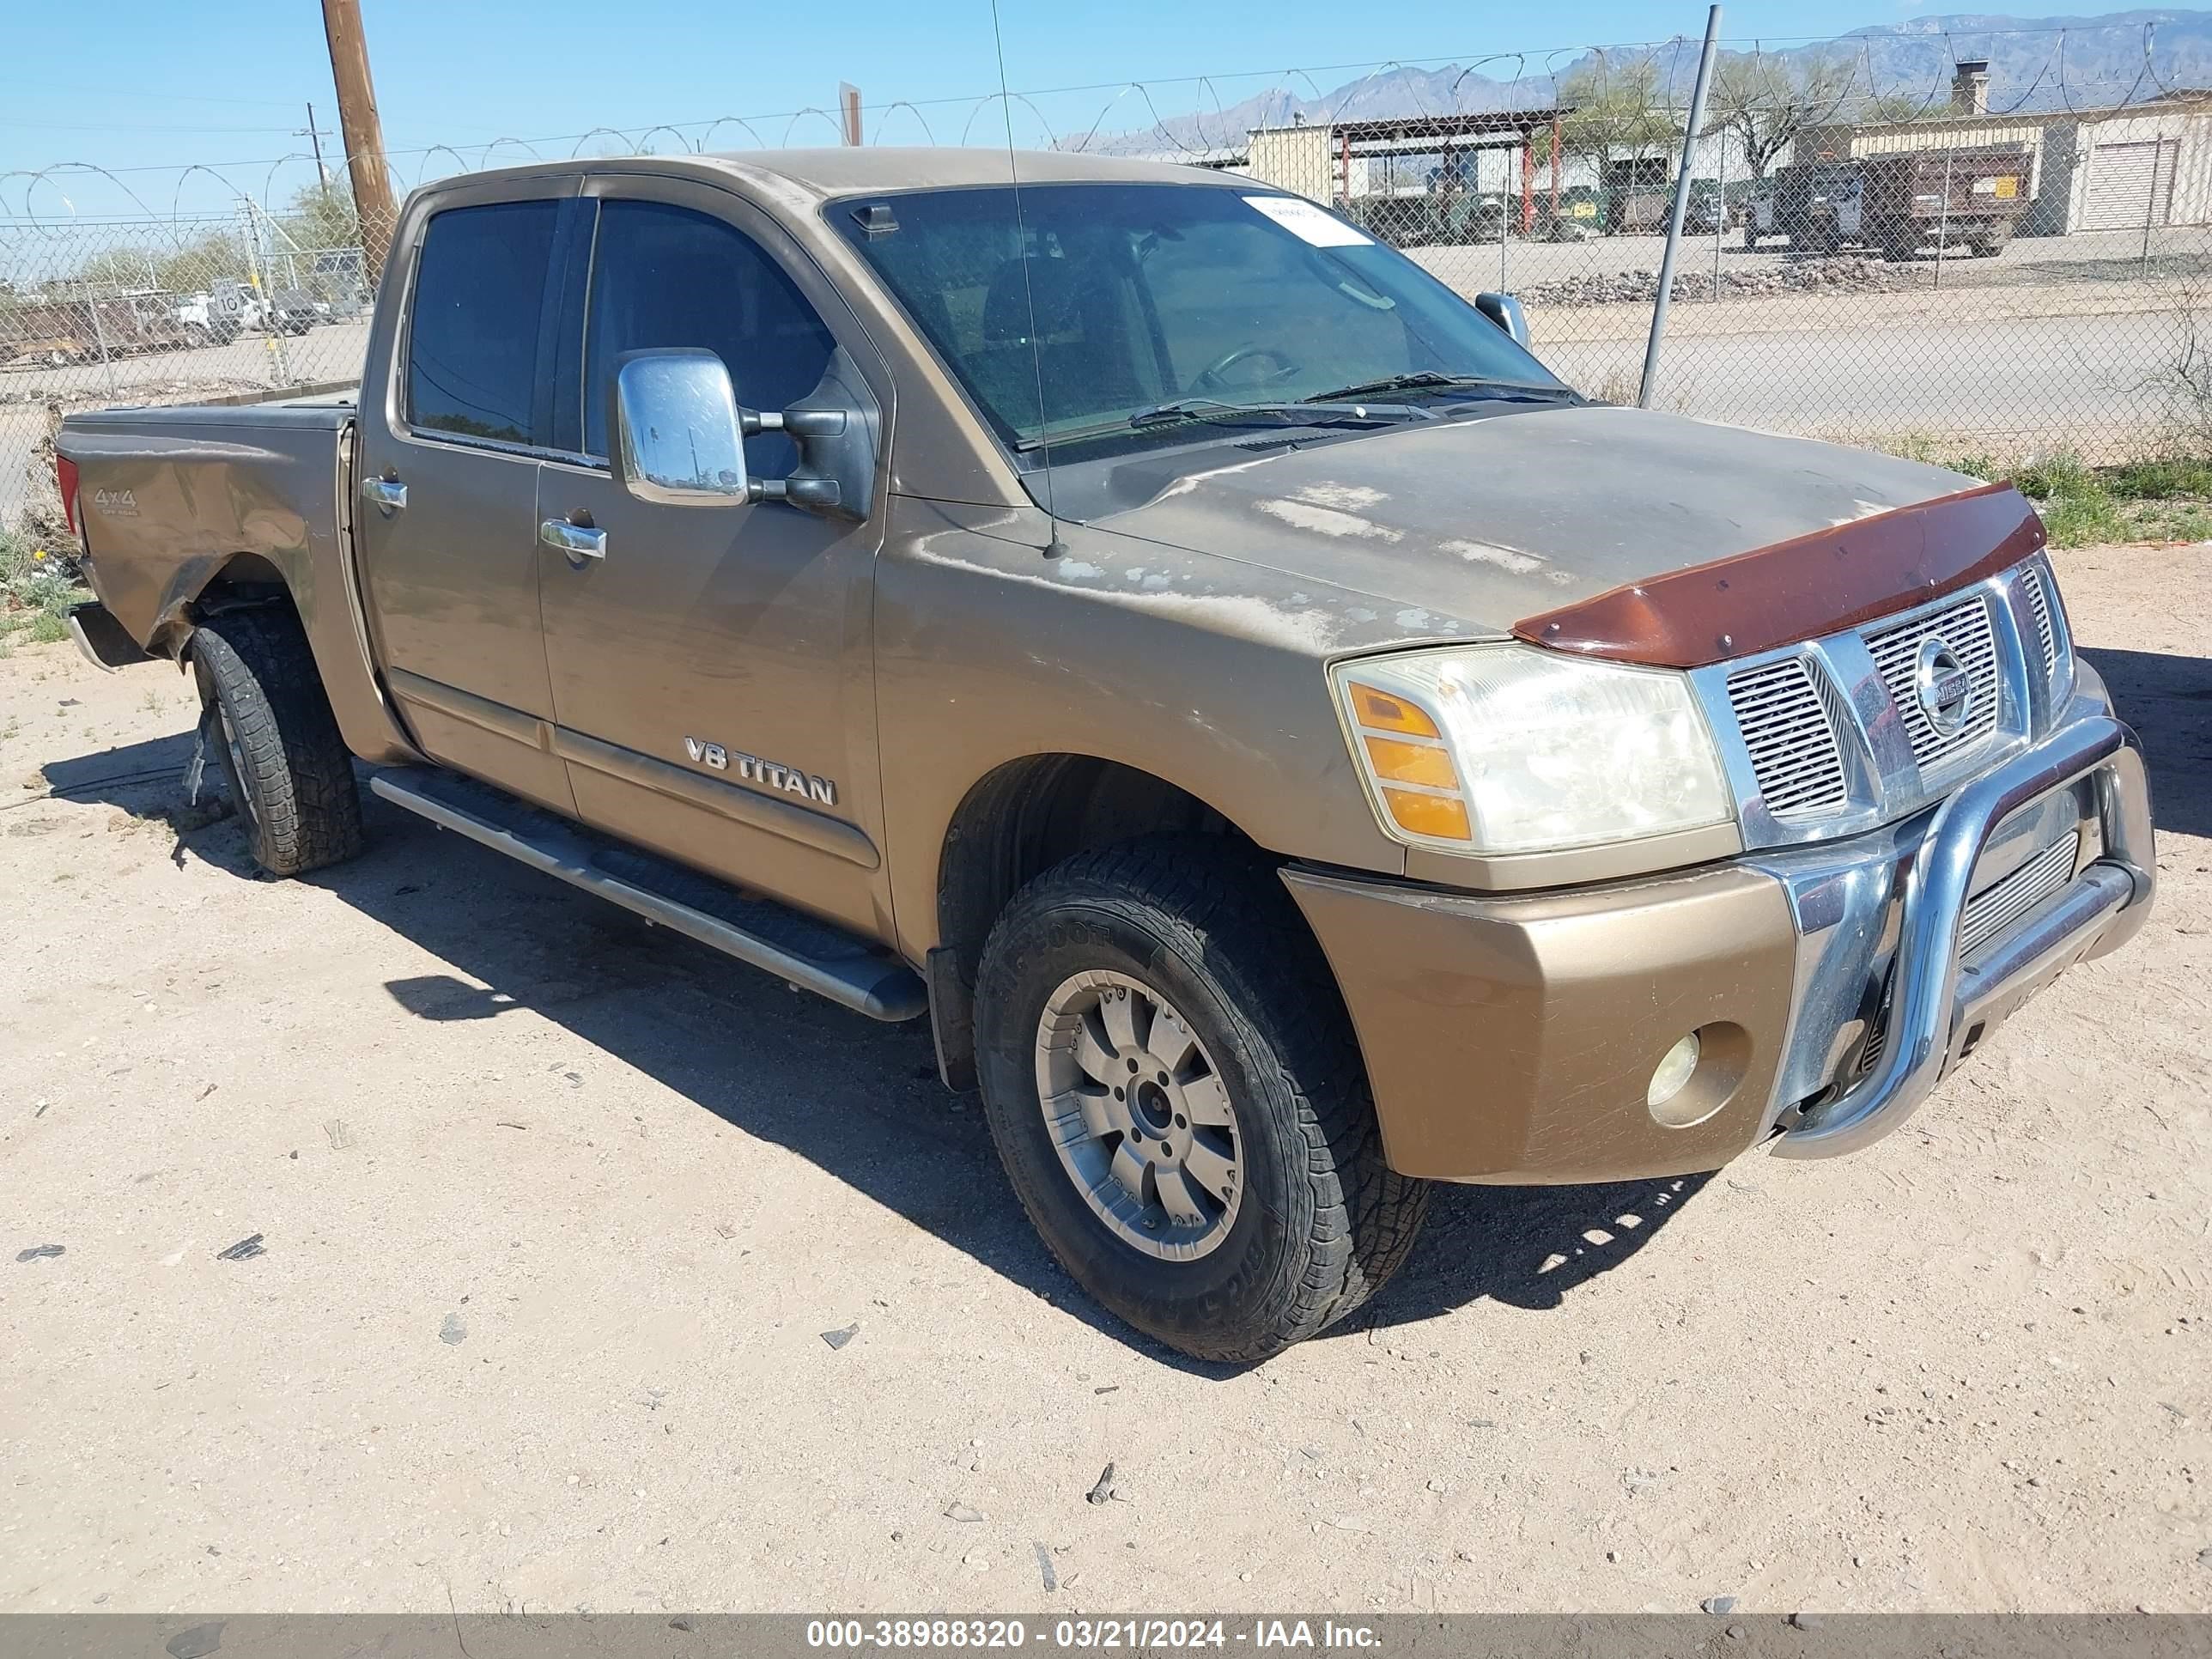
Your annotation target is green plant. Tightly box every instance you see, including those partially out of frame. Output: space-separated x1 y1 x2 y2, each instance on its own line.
2101 456 2212 500
1871 436 2212 545
2010 453 2100 502
2034 489 2128 546
1873 434 1998 477
1 526 91 641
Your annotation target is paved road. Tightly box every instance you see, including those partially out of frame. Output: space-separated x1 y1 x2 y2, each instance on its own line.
1540 307 2186 447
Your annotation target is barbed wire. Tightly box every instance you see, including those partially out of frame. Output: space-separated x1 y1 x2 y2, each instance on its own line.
0 19 2195 229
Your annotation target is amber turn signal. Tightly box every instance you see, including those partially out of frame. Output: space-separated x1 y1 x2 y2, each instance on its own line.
1380 787 1472 841
1346 682 1440 739
1362 733 1459 790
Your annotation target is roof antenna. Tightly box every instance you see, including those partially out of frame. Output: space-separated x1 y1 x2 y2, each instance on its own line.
988 0 1066 556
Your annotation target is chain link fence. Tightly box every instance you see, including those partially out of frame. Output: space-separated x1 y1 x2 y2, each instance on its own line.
8 22 2212 532
1 204 372 538
1236 56 2212 469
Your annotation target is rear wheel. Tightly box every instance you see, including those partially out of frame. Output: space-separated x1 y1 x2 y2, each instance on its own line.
974 836 1430 1363
191 607 364 877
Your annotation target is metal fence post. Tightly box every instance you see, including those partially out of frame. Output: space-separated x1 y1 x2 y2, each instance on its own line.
2142 135 2162 276
1936 153 1953 292
238 197 291 387
1639 3 1721 409
1499 161 1510 290
88 298 118 399
1713 130 1727 301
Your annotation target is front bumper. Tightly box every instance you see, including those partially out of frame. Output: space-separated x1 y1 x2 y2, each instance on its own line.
1283 690 2155 1182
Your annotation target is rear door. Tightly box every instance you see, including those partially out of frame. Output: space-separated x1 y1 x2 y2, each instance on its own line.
356 178 576 811
533 177 894 937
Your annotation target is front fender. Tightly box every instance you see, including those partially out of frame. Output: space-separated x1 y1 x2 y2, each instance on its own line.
872 497 1464 962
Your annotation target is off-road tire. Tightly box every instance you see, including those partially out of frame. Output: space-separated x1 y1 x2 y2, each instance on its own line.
190 607 364 877
973 836 1430 1363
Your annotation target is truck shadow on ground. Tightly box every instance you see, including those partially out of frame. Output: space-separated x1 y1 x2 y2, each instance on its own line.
43 731 1709 1369
2080 646 2212 842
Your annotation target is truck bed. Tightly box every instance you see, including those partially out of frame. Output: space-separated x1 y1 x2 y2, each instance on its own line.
56 386 413 765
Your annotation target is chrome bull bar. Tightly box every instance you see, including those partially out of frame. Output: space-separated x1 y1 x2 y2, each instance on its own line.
1771 713 2154 1159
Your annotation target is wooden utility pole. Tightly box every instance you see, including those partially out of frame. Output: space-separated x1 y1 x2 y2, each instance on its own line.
839 82 863 146
301 102 331 190
319 0 400 279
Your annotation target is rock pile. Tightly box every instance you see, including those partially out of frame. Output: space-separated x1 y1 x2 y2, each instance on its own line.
1521 257 1911 307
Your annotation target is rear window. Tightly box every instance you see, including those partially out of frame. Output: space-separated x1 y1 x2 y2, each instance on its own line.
405 200 558 445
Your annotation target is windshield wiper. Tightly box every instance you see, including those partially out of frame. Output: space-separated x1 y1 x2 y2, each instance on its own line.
1007 398 1425 453
1127 397 1420 431
1301 371 1577 404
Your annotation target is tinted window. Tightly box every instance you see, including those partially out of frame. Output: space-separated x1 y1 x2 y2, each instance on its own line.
406 200 557 445
835 184 1565 454
583 200 838 474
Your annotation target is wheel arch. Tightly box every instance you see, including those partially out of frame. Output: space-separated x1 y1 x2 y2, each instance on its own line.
153 550 295 661
151 548 416 766
924 752 1274 1090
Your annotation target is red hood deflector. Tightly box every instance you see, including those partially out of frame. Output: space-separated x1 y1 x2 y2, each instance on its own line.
1511 481 2045 668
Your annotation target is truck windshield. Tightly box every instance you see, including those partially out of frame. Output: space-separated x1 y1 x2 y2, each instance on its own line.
832 182 1568 458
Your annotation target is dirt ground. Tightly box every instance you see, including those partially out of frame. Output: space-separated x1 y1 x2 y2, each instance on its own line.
0 545 2206 1616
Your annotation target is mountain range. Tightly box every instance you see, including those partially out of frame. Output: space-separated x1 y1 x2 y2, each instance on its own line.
1073 8 2212 154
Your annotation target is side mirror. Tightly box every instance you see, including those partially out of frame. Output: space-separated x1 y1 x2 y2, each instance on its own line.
611 349 751 507
611 347 855 514
1474 291 1530 349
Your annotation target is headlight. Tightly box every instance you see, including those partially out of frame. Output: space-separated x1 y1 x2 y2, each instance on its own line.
1330 644 1734 855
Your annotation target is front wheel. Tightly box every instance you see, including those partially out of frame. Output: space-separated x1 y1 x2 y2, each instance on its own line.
974 836 1430 1363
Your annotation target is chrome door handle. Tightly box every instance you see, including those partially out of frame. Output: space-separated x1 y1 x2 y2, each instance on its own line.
363 477 406 511
539 518 607 560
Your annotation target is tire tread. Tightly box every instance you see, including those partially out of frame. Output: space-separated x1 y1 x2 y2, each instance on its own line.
193 606 364 877
979 835 1428 1362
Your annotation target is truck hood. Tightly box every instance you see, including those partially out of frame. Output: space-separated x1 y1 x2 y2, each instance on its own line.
1091 404 1977 636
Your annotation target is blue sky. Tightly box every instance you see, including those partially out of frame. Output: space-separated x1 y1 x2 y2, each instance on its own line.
5 0 1948 219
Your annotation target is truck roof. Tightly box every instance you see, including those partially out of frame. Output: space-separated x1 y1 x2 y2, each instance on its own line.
423 147 1244 205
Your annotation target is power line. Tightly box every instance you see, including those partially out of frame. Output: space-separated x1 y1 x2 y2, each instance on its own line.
0 118 304 134
8 21 2188 185
0 78 303 108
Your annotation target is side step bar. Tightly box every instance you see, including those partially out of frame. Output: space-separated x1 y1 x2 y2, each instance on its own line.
368 767 927 1022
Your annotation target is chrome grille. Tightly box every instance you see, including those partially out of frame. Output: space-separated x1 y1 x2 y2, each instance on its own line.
1859 996 1889 1075
1866 594 2002 773
2021 566 2057 675
1959 832 2078 958
1726 657 1848 817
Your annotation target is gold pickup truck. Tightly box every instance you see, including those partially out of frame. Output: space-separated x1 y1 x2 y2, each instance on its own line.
53 149 2154 1361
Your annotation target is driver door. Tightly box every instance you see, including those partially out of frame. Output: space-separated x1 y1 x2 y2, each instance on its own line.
534 178 894 938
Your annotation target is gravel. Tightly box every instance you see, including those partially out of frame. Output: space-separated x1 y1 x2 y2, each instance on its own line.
1521 257 1911 308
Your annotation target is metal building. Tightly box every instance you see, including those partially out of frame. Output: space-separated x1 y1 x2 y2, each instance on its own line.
1800 62 2212 235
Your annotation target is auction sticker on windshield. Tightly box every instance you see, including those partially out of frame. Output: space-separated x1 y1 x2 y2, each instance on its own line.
1243 195 1373 246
